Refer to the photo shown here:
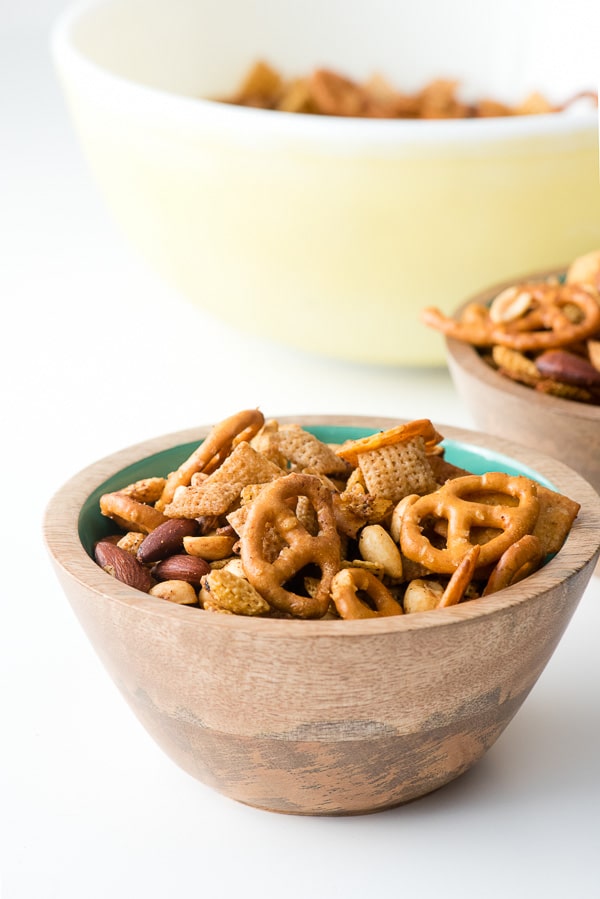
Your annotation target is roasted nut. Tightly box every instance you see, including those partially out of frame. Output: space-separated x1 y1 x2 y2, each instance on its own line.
566 248 600 289
535 349 600 387
137 518 199 564
489 286 532 323
149 579 198 605
94 541 154 592
403 579 444 613
182 534 237 560
151 554 210 585
358 524 403 580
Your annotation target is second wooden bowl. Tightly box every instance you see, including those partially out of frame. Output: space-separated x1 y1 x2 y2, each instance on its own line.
444 275 600 495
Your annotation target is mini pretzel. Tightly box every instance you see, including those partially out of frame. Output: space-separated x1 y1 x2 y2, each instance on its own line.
156 409 265 510
422 282 600 351
240 472 341 618
99 491 167 534
399 472 540 574
336 419 444 465
331 567 403 619
483 535 545 595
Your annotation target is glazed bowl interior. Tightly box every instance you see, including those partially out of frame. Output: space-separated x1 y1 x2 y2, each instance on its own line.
51 0 600 366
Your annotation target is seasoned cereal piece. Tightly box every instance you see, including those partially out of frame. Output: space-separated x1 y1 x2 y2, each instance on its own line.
276 77 314 113
201 569 271 616
532 486 580 556
164 442 283 518
338 485 392 522
335 419 442 504
492 345 540 383
276 424 352 476
117 531 146 555
336 420 444 464
157 409 265 510
307 68 368 117
250 420 288 468
428 454 469 486
535 379 594 402
356 439 438 504
231 59 283 108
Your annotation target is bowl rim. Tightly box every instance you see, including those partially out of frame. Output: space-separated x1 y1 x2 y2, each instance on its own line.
43 414 600 637
444 267 600 424
50 0 598 149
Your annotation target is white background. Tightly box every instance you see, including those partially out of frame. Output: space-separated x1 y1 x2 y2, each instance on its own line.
1 3 599 897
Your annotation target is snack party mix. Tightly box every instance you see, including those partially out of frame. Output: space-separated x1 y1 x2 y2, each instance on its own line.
94 411 580 619
422 249 600 405
220 60 597 119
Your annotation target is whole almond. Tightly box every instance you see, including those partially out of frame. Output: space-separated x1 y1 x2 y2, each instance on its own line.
137 518 199 564
151 554 210 585
535 349 600 387
94 541 154 592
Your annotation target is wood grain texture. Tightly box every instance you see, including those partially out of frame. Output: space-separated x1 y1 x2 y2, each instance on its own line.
44 416 600 815
445 272 600 494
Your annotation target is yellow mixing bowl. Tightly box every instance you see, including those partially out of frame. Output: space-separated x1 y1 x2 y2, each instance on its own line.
52 0 600 365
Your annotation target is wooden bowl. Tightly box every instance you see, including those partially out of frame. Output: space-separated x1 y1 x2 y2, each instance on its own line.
445 273 600 495
43 416 600 816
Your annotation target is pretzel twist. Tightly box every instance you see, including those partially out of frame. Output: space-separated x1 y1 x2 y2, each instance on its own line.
399 472 540 574
422 282 600 351
331 567 404 619
240 473 342 618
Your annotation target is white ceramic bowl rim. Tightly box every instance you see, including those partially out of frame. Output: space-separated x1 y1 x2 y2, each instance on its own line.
44 416 600 637
51 0 598 149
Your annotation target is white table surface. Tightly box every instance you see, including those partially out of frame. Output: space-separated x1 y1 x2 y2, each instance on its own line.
1 9 599 899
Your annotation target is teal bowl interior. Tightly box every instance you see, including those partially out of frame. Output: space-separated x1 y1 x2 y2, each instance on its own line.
78 425 555 557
